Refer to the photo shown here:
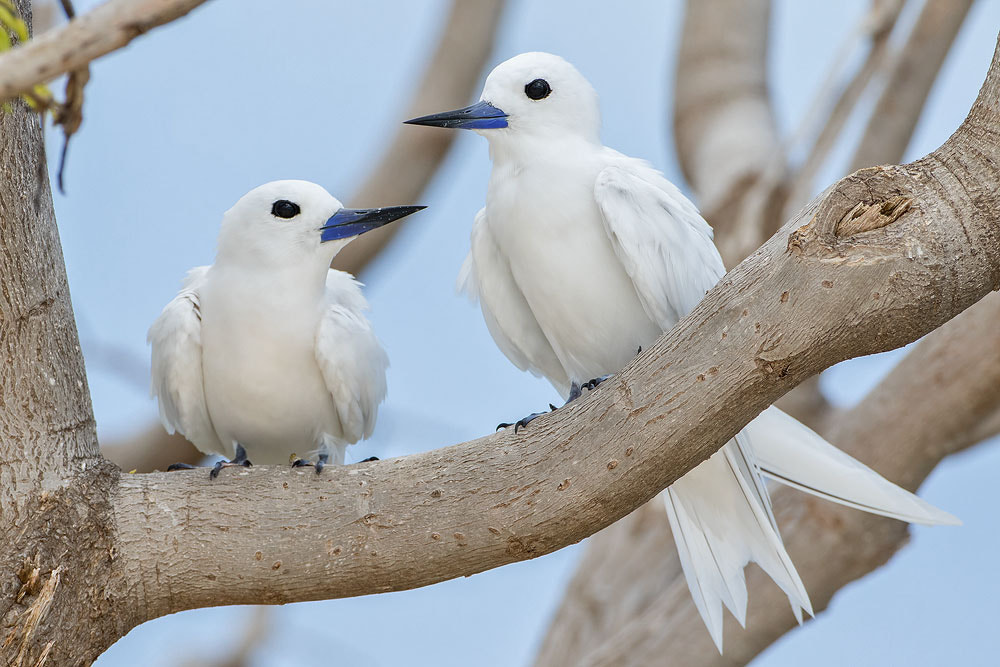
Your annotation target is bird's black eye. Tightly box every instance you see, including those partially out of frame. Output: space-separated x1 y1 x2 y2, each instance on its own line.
524 78 551 101
271 200 300 219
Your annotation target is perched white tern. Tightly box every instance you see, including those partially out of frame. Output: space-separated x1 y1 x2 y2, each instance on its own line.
148 180 422 477
406 52 959 650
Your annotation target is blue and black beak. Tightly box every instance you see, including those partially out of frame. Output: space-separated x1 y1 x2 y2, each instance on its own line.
404 100 508 130
320 206 425 242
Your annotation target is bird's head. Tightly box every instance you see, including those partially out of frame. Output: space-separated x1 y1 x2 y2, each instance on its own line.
405 52 600 144
217 180 424 266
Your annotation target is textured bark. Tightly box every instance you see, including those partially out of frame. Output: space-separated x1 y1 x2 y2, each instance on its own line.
0 0 211 103
0 5 125 664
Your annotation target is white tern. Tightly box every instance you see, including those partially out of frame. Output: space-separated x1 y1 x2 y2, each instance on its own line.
406 52 959 650
148 180 422 477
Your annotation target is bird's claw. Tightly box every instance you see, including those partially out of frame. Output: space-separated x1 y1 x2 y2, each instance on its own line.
291 453 330 475
209 458 252 479
357 456 379 463
209 443 252 479
498 402 562 433
166 462 197 471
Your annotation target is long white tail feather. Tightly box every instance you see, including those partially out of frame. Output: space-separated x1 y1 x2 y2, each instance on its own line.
662 490 727 651
662 436 813 652
747 407 961 526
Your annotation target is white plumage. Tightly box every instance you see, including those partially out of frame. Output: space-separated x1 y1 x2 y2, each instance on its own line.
148 180 414 470
410 52 959 651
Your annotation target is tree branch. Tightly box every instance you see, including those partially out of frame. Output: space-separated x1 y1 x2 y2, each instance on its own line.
0 0 211 103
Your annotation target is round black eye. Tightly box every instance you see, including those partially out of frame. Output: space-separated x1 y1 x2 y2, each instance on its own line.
524 78 551 101
271 199 300 219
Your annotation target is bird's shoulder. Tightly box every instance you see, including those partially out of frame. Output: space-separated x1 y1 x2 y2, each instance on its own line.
323 268 369 315
594 152 711 239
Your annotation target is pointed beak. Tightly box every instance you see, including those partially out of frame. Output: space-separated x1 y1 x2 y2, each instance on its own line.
404 100 508 130
320 206 425 242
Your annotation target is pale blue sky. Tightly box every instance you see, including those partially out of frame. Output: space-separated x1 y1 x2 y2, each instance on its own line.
43 1 1000 665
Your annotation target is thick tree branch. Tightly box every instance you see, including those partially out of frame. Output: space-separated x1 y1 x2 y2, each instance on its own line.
331 0 507 277
0 0 211 103
849 0 974 171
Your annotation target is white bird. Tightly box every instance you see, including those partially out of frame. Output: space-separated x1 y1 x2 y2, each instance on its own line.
148 180 423 477
406 52 959 650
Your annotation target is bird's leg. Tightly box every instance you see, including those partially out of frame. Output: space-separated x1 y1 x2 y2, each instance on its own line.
166 462 197 471
497 382 583 433
209 443 253 479
356 456 379 463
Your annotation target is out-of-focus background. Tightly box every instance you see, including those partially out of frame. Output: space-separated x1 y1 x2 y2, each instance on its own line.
33 0 999 665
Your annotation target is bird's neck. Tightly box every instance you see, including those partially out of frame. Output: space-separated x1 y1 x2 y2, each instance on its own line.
212 249 332 303
486 131 600 171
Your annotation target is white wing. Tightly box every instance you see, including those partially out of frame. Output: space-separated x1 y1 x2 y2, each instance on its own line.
148 266 225 456
747 407 960 525
314 270 388 444
594 157 725 327
459 208 572 397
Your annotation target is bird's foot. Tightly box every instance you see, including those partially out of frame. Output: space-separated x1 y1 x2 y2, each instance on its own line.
166 462 197 471
497 410 551 434
210 444 252 479
356 456 379 463
582 374 612 392
291 452 330 475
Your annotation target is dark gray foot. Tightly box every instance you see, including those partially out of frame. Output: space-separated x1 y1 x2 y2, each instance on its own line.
210 444 252 479
166 462 197 471
582 374 612 392
497 381 585 433
357 456 379 463
292 452 330 475
497 412 549 434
